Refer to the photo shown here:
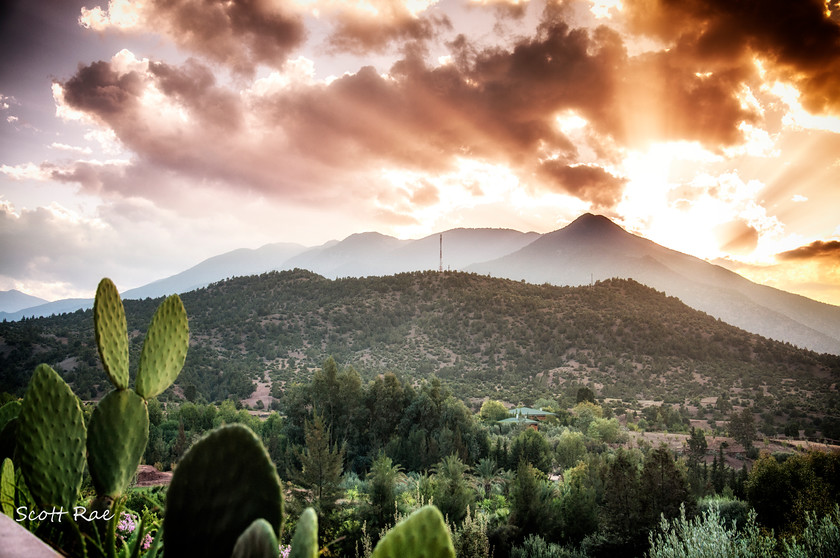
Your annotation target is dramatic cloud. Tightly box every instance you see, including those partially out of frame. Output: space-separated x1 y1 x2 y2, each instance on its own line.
623 0 840 115
538 161 626 208
81 0 306 75
778 240 840 261
57 16 639 209
324 0 452 54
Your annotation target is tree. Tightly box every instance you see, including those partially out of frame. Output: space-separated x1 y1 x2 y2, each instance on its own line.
510 429 553 474
433 454 474 524
648 504 775 558
558 462 598 544
576 387 595 404
479 400 510 423
474 457 502 499
600 448 642 546
295 413 345 515
509 460 549 539
686 427 708 495
572 401 603 432
729 408 756 449
555 430 587 470
365 452 403 535
687 427 708 464
641 446 693 529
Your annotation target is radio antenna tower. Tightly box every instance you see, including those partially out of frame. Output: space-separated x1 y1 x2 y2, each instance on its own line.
439 233 443 272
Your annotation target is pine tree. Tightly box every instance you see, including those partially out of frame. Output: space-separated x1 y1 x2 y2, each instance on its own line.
295 412 345 515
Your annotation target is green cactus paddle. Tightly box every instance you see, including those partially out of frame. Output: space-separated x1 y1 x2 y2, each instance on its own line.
164 424 283 558
135 294 189 399
231 518 280 558
16 364 86 511
289 508 318 558
94 278 130 390
371 505 455 558
87 389 149 499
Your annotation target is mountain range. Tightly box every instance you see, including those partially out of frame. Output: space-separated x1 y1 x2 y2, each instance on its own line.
3 214 838 354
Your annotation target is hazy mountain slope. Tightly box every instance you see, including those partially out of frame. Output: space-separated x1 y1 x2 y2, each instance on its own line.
283 232 410 277
386 228 541 272
0 298 94 321
468 214 840 354
0 290 47 313
122 242 307 300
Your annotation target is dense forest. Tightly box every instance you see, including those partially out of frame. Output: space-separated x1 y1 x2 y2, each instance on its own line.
2 270 839 439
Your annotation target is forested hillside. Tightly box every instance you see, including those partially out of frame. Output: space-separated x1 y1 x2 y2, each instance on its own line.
2 269 838 438
4 270 840 558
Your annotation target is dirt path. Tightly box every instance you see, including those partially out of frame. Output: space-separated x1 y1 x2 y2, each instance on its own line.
134 465 172 487
242 371 273 410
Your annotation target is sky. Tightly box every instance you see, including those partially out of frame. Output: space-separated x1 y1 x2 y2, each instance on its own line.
1 0 839 306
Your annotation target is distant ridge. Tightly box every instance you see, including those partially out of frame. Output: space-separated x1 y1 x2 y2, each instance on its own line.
0 290 48 313
122 242 307 300
4 214 839 355
468 213 840 354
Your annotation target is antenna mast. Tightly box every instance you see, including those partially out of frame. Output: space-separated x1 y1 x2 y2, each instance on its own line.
439 233 443 272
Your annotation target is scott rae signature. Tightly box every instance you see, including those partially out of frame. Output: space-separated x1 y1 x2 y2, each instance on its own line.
15 506 114 523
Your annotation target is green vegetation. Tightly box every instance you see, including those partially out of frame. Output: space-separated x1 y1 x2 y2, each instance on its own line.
1 271 840 557
2 270 838 442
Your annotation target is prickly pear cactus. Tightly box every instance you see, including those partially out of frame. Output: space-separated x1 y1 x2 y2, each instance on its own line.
135 294 189 399
231 518 279 558
1 458 14 517
86 389 149 499
94 278 129 390
289 508 318 558
16 364 86 511
164 424 283 558
371 505 455 558
0 401 20 462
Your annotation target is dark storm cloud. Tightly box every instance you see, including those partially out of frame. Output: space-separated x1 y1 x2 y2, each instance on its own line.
778 240 840 261
623 0 840 114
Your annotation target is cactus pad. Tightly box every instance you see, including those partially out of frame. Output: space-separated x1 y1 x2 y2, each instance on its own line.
94 278 129 389
135 294 189 399
1 458 14 518
17 364 86 511
0 401 20 431
371 505 455 558
0 401 20 462
87 389 149 499
289 508 318 558
164 424 283 558
231 518 279 558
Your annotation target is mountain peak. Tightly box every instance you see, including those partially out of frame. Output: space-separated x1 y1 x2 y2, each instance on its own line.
566 213 622 232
